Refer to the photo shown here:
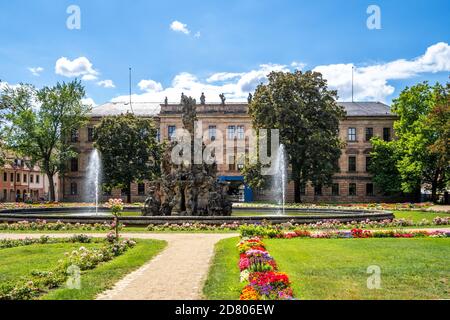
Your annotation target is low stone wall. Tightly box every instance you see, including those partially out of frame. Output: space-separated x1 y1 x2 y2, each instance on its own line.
0 208 394 226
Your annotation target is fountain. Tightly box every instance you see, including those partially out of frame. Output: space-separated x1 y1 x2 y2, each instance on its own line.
85 149 102 215
142 95 232 216
273 144 287 215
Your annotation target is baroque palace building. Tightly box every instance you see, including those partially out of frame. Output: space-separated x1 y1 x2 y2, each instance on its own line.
60 100 397 203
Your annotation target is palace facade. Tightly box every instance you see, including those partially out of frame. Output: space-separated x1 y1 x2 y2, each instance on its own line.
60 100 398 203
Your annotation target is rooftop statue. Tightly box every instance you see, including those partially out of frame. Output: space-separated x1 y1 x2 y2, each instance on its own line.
200 92 206 105
247 93 253 104
219 93 226 105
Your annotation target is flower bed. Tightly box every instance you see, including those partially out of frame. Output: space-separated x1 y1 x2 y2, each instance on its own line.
0 237 136 300
233 202 436 211
238 237 294 300
0 234 92 250
0 220 115 231
241 227 450 240
146 222 241 232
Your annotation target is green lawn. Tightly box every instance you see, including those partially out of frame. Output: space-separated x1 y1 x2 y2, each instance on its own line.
393 210 450 222
0 239 167 300
203 237 450 300
41 239 166 300
265 238 450 300
203 237 241 300
0 242 102 285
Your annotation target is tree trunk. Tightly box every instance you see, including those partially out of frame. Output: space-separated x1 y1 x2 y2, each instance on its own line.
431 169 441 203
127 182 132 204
47 173 56 202
294 178 302 203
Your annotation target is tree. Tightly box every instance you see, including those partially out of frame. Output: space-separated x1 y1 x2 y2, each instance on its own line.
94 113 161 203
369 81 449 202
368 137 402 195
393 81 449 202
247 70 345 202
0 81 90 201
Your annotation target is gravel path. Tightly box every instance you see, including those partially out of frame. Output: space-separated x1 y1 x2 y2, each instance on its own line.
0 232 238 300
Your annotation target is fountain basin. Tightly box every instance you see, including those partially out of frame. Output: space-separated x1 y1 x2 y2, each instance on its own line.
0 207 394 226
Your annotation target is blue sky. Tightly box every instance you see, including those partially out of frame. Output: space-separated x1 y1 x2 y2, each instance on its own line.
0 0 449 106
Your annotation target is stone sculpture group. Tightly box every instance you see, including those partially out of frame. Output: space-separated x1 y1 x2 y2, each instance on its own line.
143 95 232 216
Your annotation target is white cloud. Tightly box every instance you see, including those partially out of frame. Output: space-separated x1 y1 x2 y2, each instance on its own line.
206 72 244 83
97 80 115 88
170 20 190 35
82 97 97 107
109 42 449 105
28 67 44 76
138 79 163 93
314 42 450 102
291 61 307 70
55 57 99 81
111 64 288 104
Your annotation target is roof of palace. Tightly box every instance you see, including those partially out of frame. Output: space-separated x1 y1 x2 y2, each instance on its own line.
90 101 393 117
339 102 393 116
90 102 162 117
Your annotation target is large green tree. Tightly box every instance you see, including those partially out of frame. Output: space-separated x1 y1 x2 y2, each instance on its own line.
94 113 161 203
0 81 90 201
368 137 402 195
247 70 345 202
370 81 449 202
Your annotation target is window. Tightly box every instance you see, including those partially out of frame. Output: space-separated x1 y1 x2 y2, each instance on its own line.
228 155 236 171
23 174 27 183
87 127 95 142
70 158 79 172
332 183 340 196
366 183 374 196
36 175 40 184
348 128 357 142
348 156 356 172
237 125 245 140
208 125 217 141
314 185 322 196
365 128 374 141
138 183 145 196
383 128 391 141
366 156 372 172
156 129 160 142
3 172 7 182
349 183 357 196
16 173 20 183
10 173 13 182
227 126 236 140
70 129 79 142
168 125 176 141
70 182 78 195
30 175 34 183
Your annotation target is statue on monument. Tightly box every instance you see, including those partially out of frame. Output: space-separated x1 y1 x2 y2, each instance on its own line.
143 95 231 216
200 92 206 105
219 93 226 105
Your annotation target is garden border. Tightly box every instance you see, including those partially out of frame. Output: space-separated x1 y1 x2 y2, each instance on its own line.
0 209 394 226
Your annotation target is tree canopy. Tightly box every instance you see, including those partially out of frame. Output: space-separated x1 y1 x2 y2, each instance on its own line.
94 113 161 203
370 81 449 202
245 70 345 202
0 80 91 201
